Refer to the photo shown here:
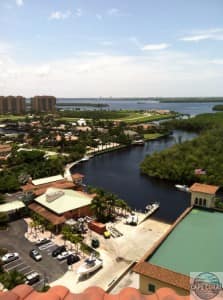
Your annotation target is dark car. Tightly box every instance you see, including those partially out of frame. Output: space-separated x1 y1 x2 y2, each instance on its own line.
52 245 66 257
25 272 40 285
67 254 80 265
91 238 100 248
29 249 42 261
35 238 51 247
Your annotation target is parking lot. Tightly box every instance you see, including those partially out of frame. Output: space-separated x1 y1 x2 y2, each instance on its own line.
0 220 68 290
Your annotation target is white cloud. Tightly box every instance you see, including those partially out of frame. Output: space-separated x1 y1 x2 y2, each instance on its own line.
108 8 119 16
0 42 13 54
49 10 71 20
180 28 223 42
96 14 102 20
15 0 24 7
75 8 83 17
0 45 222 97
210 59 223 65
141 43 170 51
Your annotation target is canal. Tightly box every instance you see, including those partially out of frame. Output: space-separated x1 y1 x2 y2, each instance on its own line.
71 130 197 223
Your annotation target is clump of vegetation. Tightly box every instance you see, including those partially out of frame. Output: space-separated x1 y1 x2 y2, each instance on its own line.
89 187 130 222
141 113 223 186
0 269 25 290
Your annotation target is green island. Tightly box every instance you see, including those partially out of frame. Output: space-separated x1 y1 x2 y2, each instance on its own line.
212 104 223 111
140 112 223 186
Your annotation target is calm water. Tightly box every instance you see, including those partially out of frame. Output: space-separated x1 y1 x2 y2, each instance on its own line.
72 130 197 223
57 98 222 116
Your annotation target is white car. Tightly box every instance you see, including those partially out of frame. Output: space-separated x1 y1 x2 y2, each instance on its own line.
1 252 19 264
25 272 40 285
57 251 72 261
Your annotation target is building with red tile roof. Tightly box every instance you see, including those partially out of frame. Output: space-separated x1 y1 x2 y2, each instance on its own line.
190 183 219 208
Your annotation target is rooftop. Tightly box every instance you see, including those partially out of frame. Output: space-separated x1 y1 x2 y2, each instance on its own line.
189 182 219 194
32 174 64 186
0 201 25 213
147 209 223 275
34 188 93 214
0 284 192 300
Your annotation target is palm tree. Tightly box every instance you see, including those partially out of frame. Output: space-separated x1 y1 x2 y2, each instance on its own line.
90 195 107 221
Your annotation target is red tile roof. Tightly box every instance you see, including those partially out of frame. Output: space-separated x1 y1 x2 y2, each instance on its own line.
22 180 76 196
28 203 66 225
0 284 194 300
189 183 219 194
133 262 190 291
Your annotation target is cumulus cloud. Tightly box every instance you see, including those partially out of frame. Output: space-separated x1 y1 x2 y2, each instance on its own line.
15 0 24 7
180 28 223 42
49 10 71 20
141 43 170 51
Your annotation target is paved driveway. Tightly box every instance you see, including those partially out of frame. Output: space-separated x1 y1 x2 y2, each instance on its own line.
0 219 67 288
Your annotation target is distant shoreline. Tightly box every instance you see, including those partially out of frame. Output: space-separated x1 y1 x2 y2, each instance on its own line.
57 97 223 103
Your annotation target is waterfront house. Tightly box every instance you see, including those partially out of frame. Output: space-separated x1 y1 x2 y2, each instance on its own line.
190 182 219 208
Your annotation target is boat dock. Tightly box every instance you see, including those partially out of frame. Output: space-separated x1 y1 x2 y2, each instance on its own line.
137 203 160 225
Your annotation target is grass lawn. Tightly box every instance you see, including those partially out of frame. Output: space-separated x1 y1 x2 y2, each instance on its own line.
0 115 27 121
143 133 165 140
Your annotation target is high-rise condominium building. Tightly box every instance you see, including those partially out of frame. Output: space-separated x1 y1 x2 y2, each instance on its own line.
0 96 26 114
31 96 56 113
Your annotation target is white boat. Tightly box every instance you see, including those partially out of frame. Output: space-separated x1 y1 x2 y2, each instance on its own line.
76 255 103 276
175 184 190 192
80 155 93 162
126 213 138 225
145 202 160 213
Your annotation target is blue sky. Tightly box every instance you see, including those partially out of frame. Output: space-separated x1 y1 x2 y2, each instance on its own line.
0 0 223 97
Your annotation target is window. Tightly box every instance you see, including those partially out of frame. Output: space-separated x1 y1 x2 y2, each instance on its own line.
203 199 207 207
195 198 198 205
148 284 156 293
199 198 202 206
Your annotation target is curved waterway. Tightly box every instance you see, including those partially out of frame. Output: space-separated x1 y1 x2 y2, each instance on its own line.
71 130 197 223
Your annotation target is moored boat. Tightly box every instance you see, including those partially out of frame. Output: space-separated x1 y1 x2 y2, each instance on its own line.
175 184 190 192
76 255 103 276
132 139 145 145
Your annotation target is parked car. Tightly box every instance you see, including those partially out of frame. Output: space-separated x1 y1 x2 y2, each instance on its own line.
91 238 100 248
57 251 72 261
35 238 51 247
29 249 42 261
67 254 80 265
25 272 40 285
1 253 19 264
52 245 66 257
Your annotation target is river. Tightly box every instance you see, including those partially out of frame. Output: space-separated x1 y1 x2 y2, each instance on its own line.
71 130 197 223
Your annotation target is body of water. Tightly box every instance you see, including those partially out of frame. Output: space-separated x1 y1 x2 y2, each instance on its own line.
57 98 222 116
71 130 197 223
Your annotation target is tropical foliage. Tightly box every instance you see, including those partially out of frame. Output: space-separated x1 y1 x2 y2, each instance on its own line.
0 269 25 289
141 113 223 186
89 187 130 222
